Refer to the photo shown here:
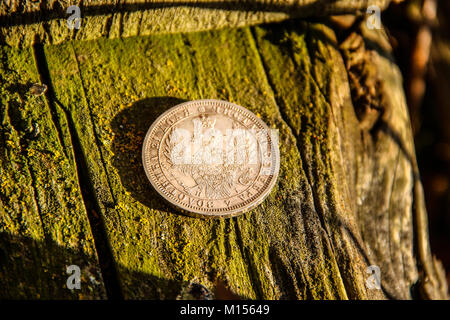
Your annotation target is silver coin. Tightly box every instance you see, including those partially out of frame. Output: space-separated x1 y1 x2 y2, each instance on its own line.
142 99 280 217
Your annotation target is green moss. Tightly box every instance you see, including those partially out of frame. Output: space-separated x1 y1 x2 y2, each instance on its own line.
1 19 387 299
0 45 105 299
43 20 355 299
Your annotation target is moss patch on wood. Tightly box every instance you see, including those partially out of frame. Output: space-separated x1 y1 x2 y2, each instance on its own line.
42 23 360 299
0 45 106 299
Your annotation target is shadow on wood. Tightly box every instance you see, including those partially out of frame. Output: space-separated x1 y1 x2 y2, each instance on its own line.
0 231 218 299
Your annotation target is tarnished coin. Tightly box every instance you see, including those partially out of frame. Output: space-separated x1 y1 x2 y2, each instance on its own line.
142 100 280 217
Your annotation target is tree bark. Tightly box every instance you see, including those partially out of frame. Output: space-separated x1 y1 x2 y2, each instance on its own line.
0 0 447 299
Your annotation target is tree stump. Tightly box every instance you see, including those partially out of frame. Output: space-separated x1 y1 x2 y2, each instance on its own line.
0 0 447 299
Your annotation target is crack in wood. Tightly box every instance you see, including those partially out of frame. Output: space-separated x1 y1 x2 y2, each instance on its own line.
32 43 124 300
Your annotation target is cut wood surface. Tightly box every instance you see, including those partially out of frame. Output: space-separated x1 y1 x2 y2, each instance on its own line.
0 1 448 300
